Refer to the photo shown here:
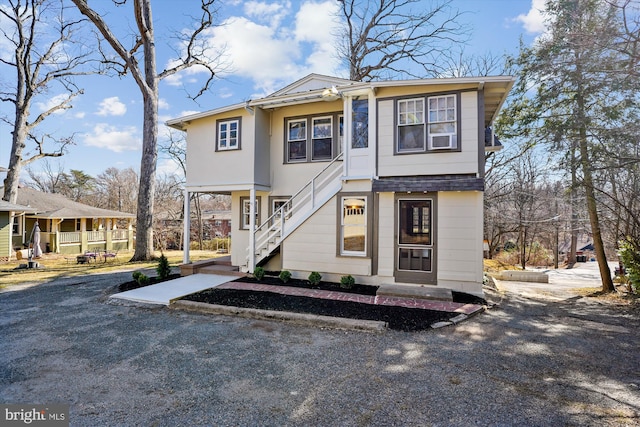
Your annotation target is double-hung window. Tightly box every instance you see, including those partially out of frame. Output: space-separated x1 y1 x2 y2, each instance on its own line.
428 95 457 150
396 94 458 153
397 98 425 152
217 118 240 151
312 117 333 161
287 119 307 162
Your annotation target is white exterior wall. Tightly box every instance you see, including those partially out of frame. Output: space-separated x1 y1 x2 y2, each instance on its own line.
268 101 342 196
282 196 372 280
376 192 395 280
377 91 479 177
230 191 270 268
436 191 484 295
185 109 256 190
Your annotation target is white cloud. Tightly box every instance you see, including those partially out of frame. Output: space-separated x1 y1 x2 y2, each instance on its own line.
96 96 127 116
515 0 548 34
36 94 72 115
243 1 291 28
164 1 343 97
82 123 140 152
74 111 86 119
158 98 170 110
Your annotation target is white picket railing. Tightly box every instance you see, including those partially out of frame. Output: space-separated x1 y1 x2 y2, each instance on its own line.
59 232 81 244
246 153 344 270
87 231 105 242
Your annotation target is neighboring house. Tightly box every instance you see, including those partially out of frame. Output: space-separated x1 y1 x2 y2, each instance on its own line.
0 200 37 261
156 209 231 250
8 186 136 255
168 74 513 296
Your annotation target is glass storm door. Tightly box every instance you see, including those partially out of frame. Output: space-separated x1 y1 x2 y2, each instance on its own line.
395 198 436 284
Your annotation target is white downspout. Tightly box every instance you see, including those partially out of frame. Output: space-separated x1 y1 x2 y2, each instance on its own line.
183 189 191 264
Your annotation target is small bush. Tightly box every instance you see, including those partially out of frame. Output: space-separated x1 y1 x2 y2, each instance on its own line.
279 270 291 283
619 237 640 293
253 266 265 281
156 253 171 280
132 271 150 286
308 271 322 286
340 275 355 289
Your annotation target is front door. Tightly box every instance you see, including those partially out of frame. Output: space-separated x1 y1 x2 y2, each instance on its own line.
394 195 437 284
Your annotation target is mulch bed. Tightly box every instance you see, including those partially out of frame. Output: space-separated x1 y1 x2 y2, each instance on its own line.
117 273 486 331
181 274 486 331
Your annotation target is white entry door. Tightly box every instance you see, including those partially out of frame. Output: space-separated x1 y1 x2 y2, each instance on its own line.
345 95 375 179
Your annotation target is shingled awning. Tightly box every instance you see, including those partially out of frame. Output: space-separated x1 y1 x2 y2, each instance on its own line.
372 175 484 193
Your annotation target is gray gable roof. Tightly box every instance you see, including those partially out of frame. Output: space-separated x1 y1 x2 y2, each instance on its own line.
12 186 135 220
0 199 37 213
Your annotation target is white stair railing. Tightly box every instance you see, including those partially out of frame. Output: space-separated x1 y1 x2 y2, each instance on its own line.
246 153 344 270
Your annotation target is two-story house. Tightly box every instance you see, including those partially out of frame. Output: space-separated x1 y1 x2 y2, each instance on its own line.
167 74 513 296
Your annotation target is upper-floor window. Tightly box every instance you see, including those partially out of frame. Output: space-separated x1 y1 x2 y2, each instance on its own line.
217 118 241 151
428 95 457 150
285 113 341 163
352 98 368 149
287 119 307 162
397 98 425 153
396 93 459 154
312 117 333 161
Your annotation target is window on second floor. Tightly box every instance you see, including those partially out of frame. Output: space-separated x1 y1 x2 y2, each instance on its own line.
396 93 459 154
216 118 241 151
285 113 341 163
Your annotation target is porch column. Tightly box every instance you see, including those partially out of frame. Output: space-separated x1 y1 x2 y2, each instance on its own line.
249 187 256 273
183 189 191 264
105 218 113 251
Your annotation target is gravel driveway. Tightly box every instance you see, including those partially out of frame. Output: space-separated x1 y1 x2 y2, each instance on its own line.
1 265 638 426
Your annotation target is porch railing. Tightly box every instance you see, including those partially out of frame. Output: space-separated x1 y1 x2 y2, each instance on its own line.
112 229 128 240
59 232 81 244
87 231 105 242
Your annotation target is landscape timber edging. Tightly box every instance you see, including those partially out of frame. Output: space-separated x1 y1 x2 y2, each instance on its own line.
170 299 388 332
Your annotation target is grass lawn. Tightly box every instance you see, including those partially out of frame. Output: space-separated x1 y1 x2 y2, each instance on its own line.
0 250 222 291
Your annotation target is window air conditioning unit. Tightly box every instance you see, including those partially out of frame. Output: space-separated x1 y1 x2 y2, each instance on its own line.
429 133 456 149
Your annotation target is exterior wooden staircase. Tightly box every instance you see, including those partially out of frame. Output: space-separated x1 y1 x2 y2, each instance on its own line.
243 154 344 272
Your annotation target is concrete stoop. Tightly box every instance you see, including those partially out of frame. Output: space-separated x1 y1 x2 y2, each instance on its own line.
492 270 549 283
377 284 453 302
180 256 245 277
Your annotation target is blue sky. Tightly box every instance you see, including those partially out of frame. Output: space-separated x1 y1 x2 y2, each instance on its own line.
0 0 546 181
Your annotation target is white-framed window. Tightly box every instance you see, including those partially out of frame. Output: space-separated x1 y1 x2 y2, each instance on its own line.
428 95 457 150
217 118 240 151
311 116 333 161
397 98 425 153
287 119 307 162
240 197 261 230
338 115 344 155
12 215 20 234
340 196 367 256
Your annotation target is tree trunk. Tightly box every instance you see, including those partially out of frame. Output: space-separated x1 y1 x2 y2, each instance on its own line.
576 94 614 292
3 118 27 203
130 0 158 261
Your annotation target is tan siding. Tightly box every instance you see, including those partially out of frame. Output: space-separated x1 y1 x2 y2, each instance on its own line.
0 212 10 258
282 197 371 276
437 191 484 294
376 193 395 278
377 91 479 177
186 109 256 188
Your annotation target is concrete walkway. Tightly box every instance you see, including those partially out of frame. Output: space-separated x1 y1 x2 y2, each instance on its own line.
109 273 236 305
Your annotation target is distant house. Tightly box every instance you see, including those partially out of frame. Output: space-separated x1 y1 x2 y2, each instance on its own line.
9 186 136 255
168 74 513 296
0 200 37 261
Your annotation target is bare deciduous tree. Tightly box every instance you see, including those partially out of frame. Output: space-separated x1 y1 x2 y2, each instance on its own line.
1 0 100 204
337 0 468 81
71 0 223 260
